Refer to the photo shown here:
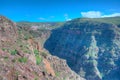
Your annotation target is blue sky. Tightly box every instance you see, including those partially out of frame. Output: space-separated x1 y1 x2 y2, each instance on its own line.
0 0 120 22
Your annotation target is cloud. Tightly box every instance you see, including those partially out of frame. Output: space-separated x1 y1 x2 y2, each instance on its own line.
102 13 120 17
81 11 120 18
50 16 55 18
66 19 72 21
81 11 101 18
38 16 55 21
64 13 71 21
38 17 47 20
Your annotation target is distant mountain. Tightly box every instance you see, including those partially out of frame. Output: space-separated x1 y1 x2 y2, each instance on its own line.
17 21 64 30
44 17 120 80
73 17 120 25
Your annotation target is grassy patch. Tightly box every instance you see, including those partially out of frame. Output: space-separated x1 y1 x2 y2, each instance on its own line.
20 44 31 54
18 57 27 63
34 49 39 55
55 72 60 77
4 56 8 61
24 35 30 40
34 49 42 65
10 49 18 55
34 77 38 80
2 48 6 51
63 77 67 80
35 55 42 65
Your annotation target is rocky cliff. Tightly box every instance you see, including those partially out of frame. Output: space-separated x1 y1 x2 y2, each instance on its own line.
44 18 120 80
0 16 18 48
0 16 85 80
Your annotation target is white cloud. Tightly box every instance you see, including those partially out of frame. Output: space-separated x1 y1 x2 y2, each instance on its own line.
64 14 68 17
50 16 55 18
81 11 101 18
64 13 71 21
81 11 120 18
38 16 55 21
102 13 120 17
66 19 72 21
38 17 47 20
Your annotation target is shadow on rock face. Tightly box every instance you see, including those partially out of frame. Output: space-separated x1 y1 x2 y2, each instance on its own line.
44 20 120 80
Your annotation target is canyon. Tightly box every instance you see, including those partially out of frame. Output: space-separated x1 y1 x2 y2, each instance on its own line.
44 17 120 80
0 15 120 80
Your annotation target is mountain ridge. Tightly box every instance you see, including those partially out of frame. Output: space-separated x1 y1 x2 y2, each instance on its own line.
44 17 120 80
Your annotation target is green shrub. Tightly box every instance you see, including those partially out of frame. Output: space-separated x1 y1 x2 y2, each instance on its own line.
34 78 38 80
2 48 6 51
55 72 60 77
63 77 67 80
10 49 18 55
4 56 8 61
35 55 42 65
24 35 30 40
15 71 19 76
18 57 27 63
34 49 39 55
23 49 30 54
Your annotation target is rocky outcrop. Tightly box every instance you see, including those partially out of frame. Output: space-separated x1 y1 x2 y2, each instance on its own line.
47 55 85 80
0 16 85 80
0 16 18 49
44 18 120 80
0 49 85 80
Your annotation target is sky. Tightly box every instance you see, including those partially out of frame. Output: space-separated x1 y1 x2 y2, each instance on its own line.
0 0 120 22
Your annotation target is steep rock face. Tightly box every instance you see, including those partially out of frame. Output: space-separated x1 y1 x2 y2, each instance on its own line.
0 16 18 48
44 19 120 80
0 49 85 80
0 16 85 80
47 55 85 80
